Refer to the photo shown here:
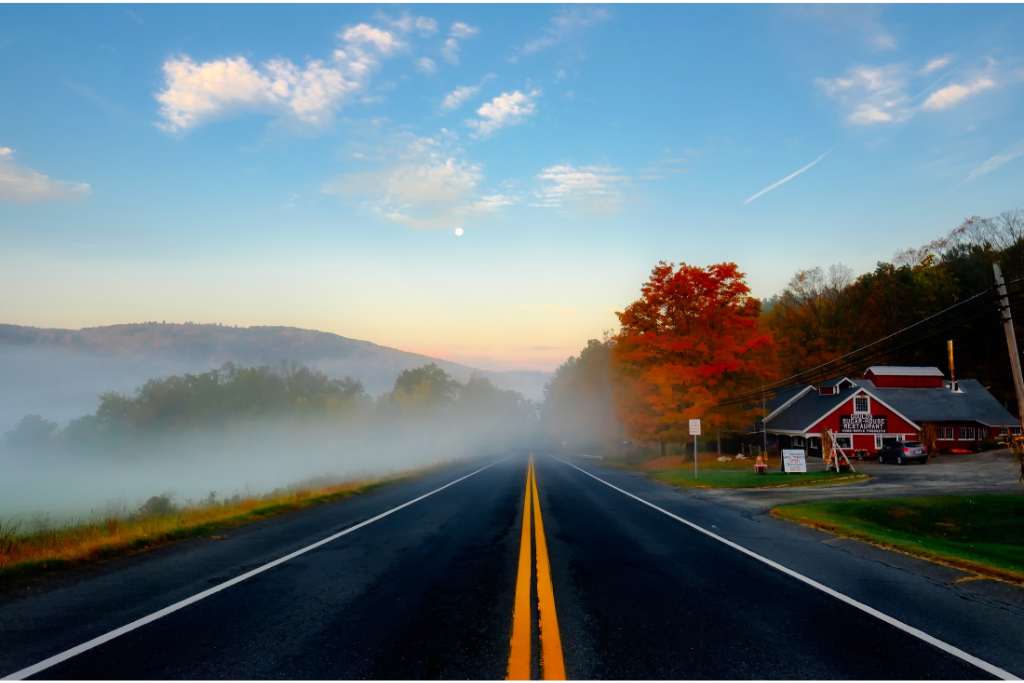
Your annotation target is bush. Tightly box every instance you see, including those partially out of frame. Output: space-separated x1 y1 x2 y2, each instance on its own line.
136 494 177 518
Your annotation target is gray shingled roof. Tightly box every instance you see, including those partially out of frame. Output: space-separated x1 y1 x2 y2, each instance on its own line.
855 379 1018 426
766 385 862 431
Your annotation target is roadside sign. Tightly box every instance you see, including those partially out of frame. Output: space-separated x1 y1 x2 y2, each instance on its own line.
782 449 807 473
688 418 701 436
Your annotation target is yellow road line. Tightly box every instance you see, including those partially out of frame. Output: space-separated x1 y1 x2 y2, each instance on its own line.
507 460 533 680
530 457 566 680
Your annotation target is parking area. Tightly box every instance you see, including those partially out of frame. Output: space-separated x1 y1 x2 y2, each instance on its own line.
705 448 1022 511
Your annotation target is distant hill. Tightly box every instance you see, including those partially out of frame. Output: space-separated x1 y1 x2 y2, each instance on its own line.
0 323 551 430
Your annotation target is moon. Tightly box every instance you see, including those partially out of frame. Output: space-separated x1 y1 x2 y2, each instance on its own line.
453 227 465 237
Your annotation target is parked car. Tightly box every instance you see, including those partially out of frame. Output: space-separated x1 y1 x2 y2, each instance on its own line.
877 441 928 465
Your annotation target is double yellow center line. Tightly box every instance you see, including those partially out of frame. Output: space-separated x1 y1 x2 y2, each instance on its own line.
507 456 566 680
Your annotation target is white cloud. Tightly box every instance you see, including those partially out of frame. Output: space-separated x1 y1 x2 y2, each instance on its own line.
156 22 399 132
469 89 539 137
921 55 952 75
965 140 1024 182
416 57 437 75
922 76 996 111
533 164 626 213
441 84 479 111
384 13 438 36
0 147 91 203
322 132 516 229
449 22 478 39
816 64 911 125
517 6 609 57
744 150 830 205
340 23 403 55
441 21 479 64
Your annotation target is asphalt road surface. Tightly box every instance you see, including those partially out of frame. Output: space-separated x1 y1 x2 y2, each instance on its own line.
2 453 1021 679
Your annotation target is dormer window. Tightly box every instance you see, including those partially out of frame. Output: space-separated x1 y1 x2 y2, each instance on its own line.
818 386 834 396
854 395 870 414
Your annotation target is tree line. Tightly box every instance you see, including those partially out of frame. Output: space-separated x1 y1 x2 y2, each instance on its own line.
543 209 1024 455
4 362 537 453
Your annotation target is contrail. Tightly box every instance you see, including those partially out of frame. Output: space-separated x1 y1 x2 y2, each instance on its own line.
744 149 831 205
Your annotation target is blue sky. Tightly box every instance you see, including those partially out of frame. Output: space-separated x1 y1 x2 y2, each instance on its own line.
1 4 1023 371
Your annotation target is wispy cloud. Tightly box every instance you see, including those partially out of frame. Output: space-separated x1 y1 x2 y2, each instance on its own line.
322 131 516 229
468 89 539 137
818 57 1005 126
441 21 478 65
922 76 996 111
966 140 1024 182
155 21 402 132
921 55 952 75
744 150 830 205
0 146 91 202
416 57 437 75
533 164 627 214
441 84 480 111
515 6 609 58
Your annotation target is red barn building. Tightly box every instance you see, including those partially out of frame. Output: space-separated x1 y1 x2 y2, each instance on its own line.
760 366 1019 457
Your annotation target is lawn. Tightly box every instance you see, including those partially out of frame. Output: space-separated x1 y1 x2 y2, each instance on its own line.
773 494 1024 581
651 468 867 489
638 452 868 489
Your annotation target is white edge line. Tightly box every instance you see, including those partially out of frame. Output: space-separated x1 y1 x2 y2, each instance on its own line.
3 460 503 681
556 457 1018 681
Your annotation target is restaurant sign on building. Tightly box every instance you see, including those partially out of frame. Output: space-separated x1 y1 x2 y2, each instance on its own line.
839 414 887 433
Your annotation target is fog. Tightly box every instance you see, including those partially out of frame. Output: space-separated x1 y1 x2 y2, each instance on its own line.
0 414 536 526
0 354 539 527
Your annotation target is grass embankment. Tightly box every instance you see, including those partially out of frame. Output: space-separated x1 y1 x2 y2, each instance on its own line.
638 453 868 489
0 475 399 581
773 494 1024 583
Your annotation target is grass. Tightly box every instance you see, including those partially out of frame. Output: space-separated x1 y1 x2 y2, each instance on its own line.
634 452 869 489
772 494 1024 582
0 473 404 581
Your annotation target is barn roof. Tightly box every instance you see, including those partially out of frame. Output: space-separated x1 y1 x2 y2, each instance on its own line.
855 379 1019 427
865 365 944 377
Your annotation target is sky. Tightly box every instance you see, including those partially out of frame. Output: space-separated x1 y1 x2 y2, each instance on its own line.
1 4 1023 372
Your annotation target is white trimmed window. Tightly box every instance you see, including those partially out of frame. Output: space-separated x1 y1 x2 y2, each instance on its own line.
835 436 852 449
792 436 805 447
854 395 870 414
939 426 954 440
959 426 975 440
874 435 883 448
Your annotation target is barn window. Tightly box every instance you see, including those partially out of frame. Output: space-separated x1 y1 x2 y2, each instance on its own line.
792 436 805 447
854 395 870 414
959 426 975 440
835 436 852 449
874 435 883 448
939 426 954 440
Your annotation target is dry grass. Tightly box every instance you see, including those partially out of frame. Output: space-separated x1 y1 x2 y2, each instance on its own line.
637 451 780 472
0 475 397 579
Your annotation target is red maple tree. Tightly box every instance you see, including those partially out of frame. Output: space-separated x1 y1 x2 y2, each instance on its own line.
612 261 775 454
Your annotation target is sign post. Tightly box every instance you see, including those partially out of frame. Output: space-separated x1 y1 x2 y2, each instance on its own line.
689 418 701 479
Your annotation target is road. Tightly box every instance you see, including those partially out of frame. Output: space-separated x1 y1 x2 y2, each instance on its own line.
1 454 1022 679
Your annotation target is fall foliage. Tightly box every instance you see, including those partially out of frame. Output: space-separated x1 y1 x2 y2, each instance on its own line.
611 261 775 451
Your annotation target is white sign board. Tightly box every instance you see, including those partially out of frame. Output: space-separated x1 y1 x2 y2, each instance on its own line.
782 449 807 473
688 418 701 436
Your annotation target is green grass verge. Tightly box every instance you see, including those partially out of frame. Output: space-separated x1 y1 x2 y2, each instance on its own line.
772 494 1024 582
651 468 868 489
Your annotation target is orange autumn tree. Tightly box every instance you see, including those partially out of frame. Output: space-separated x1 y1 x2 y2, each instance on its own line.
612 261 775 457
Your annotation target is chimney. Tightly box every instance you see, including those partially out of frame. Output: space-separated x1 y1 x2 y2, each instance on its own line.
947 339 961 392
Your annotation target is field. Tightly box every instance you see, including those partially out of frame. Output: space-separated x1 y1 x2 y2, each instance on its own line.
0 475 396 580
773 494 1024 582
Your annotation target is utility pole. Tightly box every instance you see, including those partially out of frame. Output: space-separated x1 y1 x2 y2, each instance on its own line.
761 389 768 456
993 263 1024 429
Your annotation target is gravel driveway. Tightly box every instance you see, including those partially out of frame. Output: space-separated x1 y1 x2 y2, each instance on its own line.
700 449 1023 512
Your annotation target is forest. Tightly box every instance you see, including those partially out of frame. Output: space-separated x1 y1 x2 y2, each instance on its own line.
543 209 1024 454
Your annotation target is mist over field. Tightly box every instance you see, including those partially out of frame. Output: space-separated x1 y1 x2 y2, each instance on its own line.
0 358 538 526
